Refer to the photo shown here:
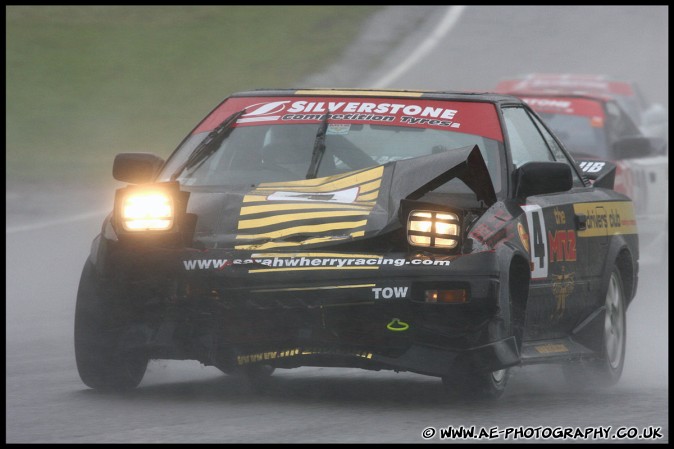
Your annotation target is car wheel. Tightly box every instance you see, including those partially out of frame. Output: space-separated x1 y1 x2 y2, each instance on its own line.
564 266 626 387
442 366 510 400
219 364 276 393
74 260 148 391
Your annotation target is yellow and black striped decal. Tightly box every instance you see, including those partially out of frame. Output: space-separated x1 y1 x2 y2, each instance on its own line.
235 166 384 250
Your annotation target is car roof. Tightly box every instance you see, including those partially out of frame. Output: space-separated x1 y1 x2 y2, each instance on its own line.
495 73 636 97
503 89 615 103
229 88 527 106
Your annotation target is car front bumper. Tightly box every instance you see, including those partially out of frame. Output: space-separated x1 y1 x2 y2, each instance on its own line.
89 242 519 377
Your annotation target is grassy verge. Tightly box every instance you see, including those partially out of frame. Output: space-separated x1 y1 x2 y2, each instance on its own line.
6 5 382 186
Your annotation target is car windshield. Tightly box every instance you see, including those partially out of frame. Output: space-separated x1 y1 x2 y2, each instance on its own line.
520 96 611 159
159 96 505 194
536 112 610 159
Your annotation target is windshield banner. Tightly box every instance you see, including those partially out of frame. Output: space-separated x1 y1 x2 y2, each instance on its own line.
194 96 503 141
520 96 606 121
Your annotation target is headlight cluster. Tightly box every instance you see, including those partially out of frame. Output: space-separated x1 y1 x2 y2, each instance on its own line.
407 210 460 249
113 181 187 236
120 190 174 231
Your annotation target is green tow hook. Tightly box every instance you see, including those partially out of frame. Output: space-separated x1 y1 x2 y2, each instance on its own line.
386 318 409 332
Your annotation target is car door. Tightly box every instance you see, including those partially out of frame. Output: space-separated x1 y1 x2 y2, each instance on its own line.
502 106 599 340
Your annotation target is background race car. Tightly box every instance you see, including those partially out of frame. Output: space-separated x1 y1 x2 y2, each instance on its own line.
495 80 668 266
495 73 669 140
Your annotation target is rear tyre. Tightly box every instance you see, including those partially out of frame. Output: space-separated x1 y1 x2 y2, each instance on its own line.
564 266 626 388
74 260 148 391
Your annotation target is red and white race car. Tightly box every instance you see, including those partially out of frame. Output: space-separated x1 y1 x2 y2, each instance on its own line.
493 85 668 265
495 73 668 141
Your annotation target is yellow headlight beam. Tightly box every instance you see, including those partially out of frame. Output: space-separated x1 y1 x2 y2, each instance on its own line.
407 210 460 249
121 190 174 231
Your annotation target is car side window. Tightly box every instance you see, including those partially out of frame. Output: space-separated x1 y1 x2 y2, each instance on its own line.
502 107 555 168
605 101 641 140
527 110 585 187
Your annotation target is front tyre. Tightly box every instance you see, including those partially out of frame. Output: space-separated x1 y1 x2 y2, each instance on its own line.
74 260 148 391
442 366 510 400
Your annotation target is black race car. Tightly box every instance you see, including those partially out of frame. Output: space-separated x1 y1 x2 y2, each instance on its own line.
75 88 639 399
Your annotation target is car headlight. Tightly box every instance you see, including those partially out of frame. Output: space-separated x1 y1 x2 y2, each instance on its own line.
407 210 460 249
120 190 174 231
113 181 188 235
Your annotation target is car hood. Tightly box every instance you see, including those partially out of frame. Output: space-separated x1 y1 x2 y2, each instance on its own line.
186 145 496 250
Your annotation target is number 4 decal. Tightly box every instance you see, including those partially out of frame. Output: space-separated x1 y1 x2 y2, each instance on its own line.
521 205 548 279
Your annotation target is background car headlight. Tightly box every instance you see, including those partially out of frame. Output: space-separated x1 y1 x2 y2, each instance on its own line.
120 190 174 231
407 210 460 249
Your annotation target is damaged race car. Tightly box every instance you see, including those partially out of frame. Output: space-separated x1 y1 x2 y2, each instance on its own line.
75 88 639 399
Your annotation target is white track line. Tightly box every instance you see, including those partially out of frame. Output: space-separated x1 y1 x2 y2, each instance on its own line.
370 5 468 88
8 6 467 234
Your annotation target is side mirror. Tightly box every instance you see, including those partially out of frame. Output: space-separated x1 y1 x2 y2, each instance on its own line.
612 135 663 159
113 153 165 184
515 161 572 199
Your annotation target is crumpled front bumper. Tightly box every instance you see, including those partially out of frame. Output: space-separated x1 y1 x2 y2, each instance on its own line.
95 244 517 376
